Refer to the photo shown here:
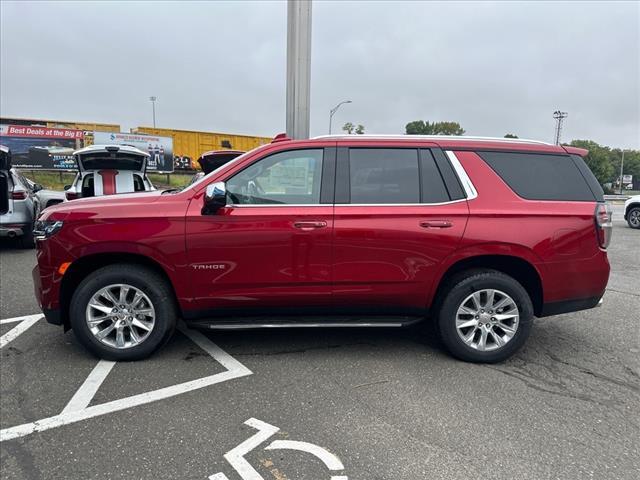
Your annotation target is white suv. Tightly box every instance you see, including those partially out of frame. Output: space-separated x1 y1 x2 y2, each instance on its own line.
624 195 640 229
64 145 155 200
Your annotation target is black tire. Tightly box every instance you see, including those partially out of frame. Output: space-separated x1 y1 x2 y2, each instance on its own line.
70 264 177 361
627 206 640 229
437 269 533 363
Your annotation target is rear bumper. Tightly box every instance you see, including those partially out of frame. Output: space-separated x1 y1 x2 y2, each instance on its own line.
539 294 604 317
0 223 28 237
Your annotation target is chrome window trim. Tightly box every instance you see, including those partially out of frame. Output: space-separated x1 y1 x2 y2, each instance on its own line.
227 198 468 208
445 150 478 200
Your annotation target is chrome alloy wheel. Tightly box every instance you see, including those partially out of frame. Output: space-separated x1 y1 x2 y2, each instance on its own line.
455 289 519 352
85 284 156 349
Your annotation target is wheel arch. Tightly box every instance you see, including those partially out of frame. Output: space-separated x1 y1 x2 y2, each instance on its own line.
625 202 640 217
60 252 182 330
430 254 544 317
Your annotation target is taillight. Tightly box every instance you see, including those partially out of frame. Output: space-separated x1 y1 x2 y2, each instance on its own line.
65 191 79 201
595 202 612 249
11 190 27 200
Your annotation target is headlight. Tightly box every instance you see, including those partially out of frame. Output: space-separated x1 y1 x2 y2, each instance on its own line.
34 220 64 239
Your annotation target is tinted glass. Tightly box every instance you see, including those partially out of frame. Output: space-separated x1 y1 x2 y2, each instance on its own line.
571 154 605 201
420 150 451 203
431 149 465 200
78 153 145 171
478 151 597 201
349 149 420 204
227 149 323 204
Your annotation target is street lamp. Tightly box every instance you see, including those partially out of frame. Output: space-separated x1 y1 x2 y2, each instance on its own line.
149 96 157 128
329 100 352 134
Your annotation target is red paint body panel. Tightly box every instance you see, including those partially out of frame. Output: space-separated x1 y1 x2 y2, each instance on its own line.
333 203 468 310
33 137 609 324
449 151 609 303
184 193 333 311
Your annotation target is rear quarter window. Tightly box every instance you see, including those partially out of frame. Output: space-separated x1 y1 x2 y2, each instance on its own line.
477 151 599 201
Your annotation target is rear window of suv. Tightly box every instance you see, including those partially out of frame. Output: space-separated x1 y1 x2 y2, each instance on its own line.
477 151 603 201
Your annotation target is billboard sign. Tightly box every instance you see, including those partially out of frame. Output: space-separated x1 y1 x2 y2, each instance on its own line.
0 124 82 169
92 131 174 172
622 174 633 185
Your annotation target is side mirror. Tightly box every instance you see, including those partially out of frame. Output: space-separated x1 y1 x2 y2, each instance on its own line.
202 181 227 214
63 185 71 191
32 183 44 193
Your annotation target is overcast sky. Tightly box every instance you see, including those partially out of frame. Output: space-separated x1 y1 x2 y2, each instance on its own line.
1 1 638 148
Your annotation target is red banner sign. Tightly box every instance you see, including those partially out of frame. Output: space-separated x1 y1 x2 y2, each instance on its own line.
1 125 84 140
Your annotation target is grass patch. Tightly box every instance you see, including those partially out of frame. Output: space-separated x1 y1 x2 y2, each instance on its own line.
20 170 194 191
21 171 76 190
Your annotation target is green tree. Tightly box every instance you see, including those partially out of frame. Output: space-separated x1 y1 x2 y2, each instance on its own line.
342 122 354 134
405 120 465 136
355 124 365 135
504 133 519 138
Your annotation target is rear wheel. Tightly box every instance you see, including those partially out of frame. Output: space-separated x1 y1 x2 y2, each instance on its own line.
437 270 533 363
70 264 177 360
627 206 640 229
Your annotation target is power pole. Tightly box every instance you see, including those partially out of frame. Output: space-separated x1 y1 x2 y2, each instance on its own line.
286 0 312 139
553 110 568 145
619 150 625 194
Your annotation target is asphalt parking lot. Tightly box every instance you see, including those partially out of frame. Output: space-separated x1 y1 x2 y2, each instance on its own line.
1 206 638 480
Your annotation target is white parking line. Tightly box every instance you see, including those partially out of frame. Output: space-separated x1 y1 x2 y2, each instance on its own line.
61 360 117 414
0 323 253 442
0 314 44 325
0 315 42 348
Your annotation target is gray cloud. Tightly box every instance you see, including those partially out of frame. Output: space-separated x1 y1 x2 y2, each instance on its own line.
1 0 638 148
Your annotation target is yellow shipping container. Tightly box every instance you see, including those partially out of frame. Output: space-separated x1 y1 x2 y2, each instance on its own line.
133 126 272 166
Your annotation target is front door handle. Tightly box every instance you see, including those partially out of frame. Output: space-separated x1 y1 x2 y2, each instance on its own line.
294 221 327 230
420 220 453 229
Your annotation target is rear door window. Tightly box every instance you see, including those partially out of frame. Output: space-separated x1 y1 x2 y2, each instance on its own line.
348 149 420 204
477 151 598 201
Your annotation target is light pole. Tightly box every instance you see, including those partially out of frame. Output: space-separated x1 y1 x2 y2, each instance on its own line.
619 150 625 194
553 110 568 145
149 96 157 128
329 100 352 134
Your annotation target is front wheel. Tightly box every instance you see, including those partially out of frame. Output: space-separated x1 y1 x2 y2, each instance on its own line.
70 264 177 361
627 206 640 229
437 270 533 363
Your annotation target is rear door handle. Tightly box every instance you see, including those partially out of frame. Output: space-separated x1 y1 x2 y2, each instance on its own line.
294 221 327 230
420 220 453 229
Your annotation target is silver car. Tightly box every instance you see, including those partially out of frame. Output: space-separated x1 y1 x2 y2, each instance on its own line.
0 145 42 248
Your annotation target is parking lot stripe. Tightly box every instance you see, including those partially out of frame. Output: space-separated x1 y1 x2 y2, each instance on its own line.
0 324 253 442
0 313 43 325
0 315 42 348
62 360 117 414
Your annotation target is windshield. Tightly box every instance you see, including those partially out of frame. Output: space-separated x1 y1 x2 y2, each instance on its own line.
185 145 265 191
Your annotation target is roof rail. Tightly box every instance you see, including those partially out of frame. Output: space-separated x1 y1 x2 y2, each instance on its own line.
312 134 553 146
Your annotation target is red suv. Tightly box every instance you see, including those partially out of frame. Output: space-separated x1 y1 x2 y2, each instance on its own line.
32 135 611 363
